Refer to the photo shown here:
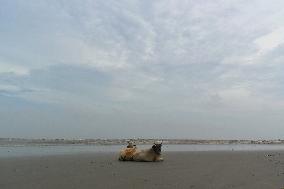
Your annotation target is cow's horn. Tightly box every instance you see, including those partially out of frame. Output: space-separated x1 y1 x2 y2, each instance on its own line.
155 141 162 145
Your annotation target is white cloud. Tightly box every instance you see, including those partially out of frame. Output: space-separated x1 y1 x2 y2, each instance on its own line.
0 62 30 75
240 27 284 64
218 87 251 100
0 84 21 93
2 0 284 138
255 27 284 55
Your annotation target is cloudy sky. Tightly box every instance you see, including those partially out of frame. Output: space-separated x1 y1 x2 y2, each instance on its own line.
1 0 284 139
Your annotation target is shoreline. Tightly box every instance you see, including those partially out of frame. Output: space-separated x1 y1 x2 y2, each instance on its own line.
1 138 284 146
2 144 284 159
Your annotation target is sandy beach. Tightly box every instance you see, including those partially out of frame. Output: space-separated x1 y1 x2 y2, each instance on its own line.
0 151 283 189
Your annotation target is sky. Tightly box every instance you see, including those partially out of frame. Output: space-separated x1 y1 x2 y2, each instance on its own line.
1 0 284 139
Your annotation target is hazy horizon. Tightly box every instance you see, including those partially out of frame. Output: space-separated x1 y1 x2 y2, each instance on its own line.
1 1 284 139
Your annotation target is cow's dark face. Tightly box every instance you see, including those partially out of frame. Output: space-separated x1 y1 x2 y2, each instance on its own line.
152 143 162 155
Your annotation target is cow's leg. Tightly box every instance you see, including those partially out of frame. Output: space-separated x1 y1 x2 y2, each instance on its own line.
157 157 164 161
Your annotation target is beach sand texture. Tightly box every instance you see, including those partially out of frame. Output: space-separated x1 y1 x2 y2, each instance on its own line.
0 151 283 189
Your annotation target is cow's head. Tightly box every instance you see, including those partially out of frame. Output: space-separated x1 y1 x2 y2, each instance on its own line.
126 140 136 148
152 141 162 155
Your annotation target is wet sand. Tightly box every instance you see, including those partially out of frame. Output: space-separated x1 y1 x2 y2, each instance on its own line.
0 151 283 189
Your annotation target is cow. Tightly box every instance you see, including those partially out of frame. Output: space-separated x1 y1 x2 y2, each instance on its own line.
118 140 137 161
119 141 163 162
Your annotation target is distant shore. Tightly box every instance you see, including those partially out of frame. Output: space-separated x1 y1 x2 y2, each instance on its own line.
1 138 284 146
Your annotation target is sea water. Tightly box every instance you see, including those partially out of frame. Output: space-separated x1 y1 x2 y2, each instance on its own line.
1 144 284 158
